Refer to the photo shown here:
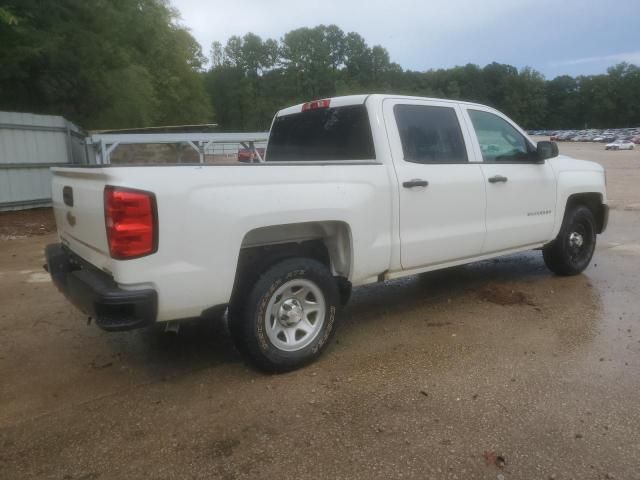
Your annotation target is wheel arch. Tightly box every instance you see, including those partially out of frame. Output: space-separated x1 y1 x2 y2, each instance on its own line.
562 192 607 234
231 221 353 305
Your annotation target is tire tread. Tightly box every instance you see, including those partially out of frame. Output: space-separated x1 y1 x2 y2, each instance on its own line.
229 257 340 372
543 205 596 276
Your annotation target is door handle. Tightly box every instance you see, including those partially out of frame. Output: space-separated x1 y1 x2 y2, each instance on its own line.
488 175 508 183
402 179 429 188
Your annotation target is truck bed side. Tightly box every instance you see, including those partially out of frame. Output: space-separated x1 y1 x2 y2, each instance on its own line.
51 164 394 321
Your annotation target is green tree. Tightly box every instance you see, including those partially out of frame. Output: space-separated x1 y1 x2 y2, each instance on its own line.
281 26 338 98
343 32 372 86
206 28 640 130
210 41 224 68
0 0 211 129
0 6 17 25
545 75 581 129
6 7 634 132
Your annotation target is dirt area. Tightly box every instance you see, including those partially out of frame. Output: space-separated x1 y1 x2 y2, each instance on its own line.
0 207 56 239
1 142 639 479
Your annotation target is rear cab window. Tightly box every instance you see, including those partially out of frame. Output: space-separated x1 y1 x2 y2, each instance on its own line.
267 105 375 162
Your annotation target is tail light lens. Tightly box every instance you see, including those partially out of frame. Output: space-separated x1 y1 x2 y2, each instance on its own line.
104 186 157 259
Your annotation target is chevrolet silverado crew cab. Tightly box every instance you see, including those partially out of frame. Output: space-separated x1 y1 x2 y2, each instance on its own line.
45 94 608 371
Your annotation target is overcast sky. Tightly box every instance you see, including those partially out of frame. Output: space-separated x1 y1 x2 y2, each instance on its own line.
171 0 640 78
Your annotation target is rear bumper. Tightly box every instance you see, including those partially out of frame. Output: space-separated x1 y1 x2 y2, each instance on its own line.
45 243 157 331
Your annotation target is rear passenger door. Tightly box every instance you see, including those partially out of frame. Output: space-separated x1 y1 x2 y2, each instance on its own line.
384 99 486 270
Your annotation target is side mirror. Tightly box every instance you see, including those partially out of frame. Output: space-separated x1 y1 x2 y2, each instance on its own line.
536 141 559 161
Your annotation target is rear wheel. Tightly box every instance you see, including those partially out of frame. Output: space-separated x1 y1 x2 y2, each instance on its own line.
228 257 340 372
543 205 596 276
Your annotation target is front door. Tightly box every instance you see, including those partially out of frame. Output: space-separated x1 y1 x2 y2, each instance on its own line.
461 107 557 253
384 99 487 270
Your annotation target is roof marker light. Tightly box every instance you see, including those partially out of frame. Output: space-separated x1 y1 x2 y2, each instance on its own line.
302 99 331 112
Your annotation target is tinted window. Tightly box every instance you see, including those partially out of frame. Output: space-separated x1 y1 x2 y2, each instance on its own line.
267 105 375 161
468 109 536 162
394 104 467 163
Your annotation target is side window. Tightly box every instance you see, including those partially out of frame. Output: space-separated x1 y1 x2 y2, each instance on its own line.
394 104 468 164
468 109 536 162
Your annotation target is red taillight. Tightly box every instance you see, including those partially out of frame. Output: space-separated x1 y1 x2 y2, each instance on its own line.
104 186 157 260
301 99 331 111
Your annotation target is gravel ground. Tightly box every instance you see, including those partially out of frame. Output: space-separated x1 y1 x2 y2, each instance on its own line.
0 141 639 479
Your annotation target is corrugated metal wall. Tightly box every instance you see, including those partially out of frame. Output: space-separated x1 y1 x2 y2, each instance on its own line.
0 111 88 211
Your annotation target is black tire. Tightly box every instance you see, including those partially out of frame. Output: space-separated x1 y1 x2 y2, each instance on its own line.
543 205 597 276
228 257 341 372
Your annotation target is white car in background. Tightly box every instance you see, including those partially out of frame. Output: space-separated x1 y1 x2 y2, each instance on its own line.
605 140 635 150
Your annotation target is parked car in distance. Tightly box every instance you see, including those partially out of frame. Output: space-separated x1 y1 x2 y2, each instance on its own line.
544 128 640 144
45 94 609 372
605 140 635 150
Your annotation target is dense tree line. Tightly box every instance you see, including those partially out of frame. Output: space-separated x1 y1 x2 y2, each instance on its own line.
1 3 638 131
205 26 640 131
0 0 211 129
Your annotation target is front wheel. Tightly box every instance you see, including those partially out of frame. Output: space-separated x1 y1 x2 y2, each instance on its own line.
543 205 597 276
229 257 341 372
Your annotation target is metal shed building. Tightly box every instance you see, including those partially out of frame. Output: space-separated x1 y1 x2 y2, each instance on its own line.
0 111 88 211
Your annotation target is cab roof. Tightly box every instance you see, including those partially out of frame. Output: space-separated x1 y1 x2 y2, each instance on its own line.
275 94 489 117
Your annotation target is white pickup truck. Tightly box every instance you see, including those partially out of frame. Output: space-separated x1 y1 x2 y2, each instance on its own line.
46 94 608 371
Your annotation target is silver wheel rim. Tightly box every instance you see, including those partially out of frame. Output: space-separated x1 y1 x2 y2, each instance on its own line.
569 231 584 248
265 279 325 352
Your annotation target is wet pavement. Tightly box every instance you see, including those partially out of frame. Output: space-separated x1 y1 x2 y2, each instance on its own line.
1 142 639 479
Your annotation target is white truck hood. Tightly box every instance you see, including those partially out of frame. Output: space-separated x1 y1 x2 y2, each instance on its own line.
549 154 604 173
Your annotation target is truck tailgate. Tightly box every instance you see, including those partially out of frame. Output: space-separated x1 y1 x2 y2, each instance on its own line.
51 168 112 270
